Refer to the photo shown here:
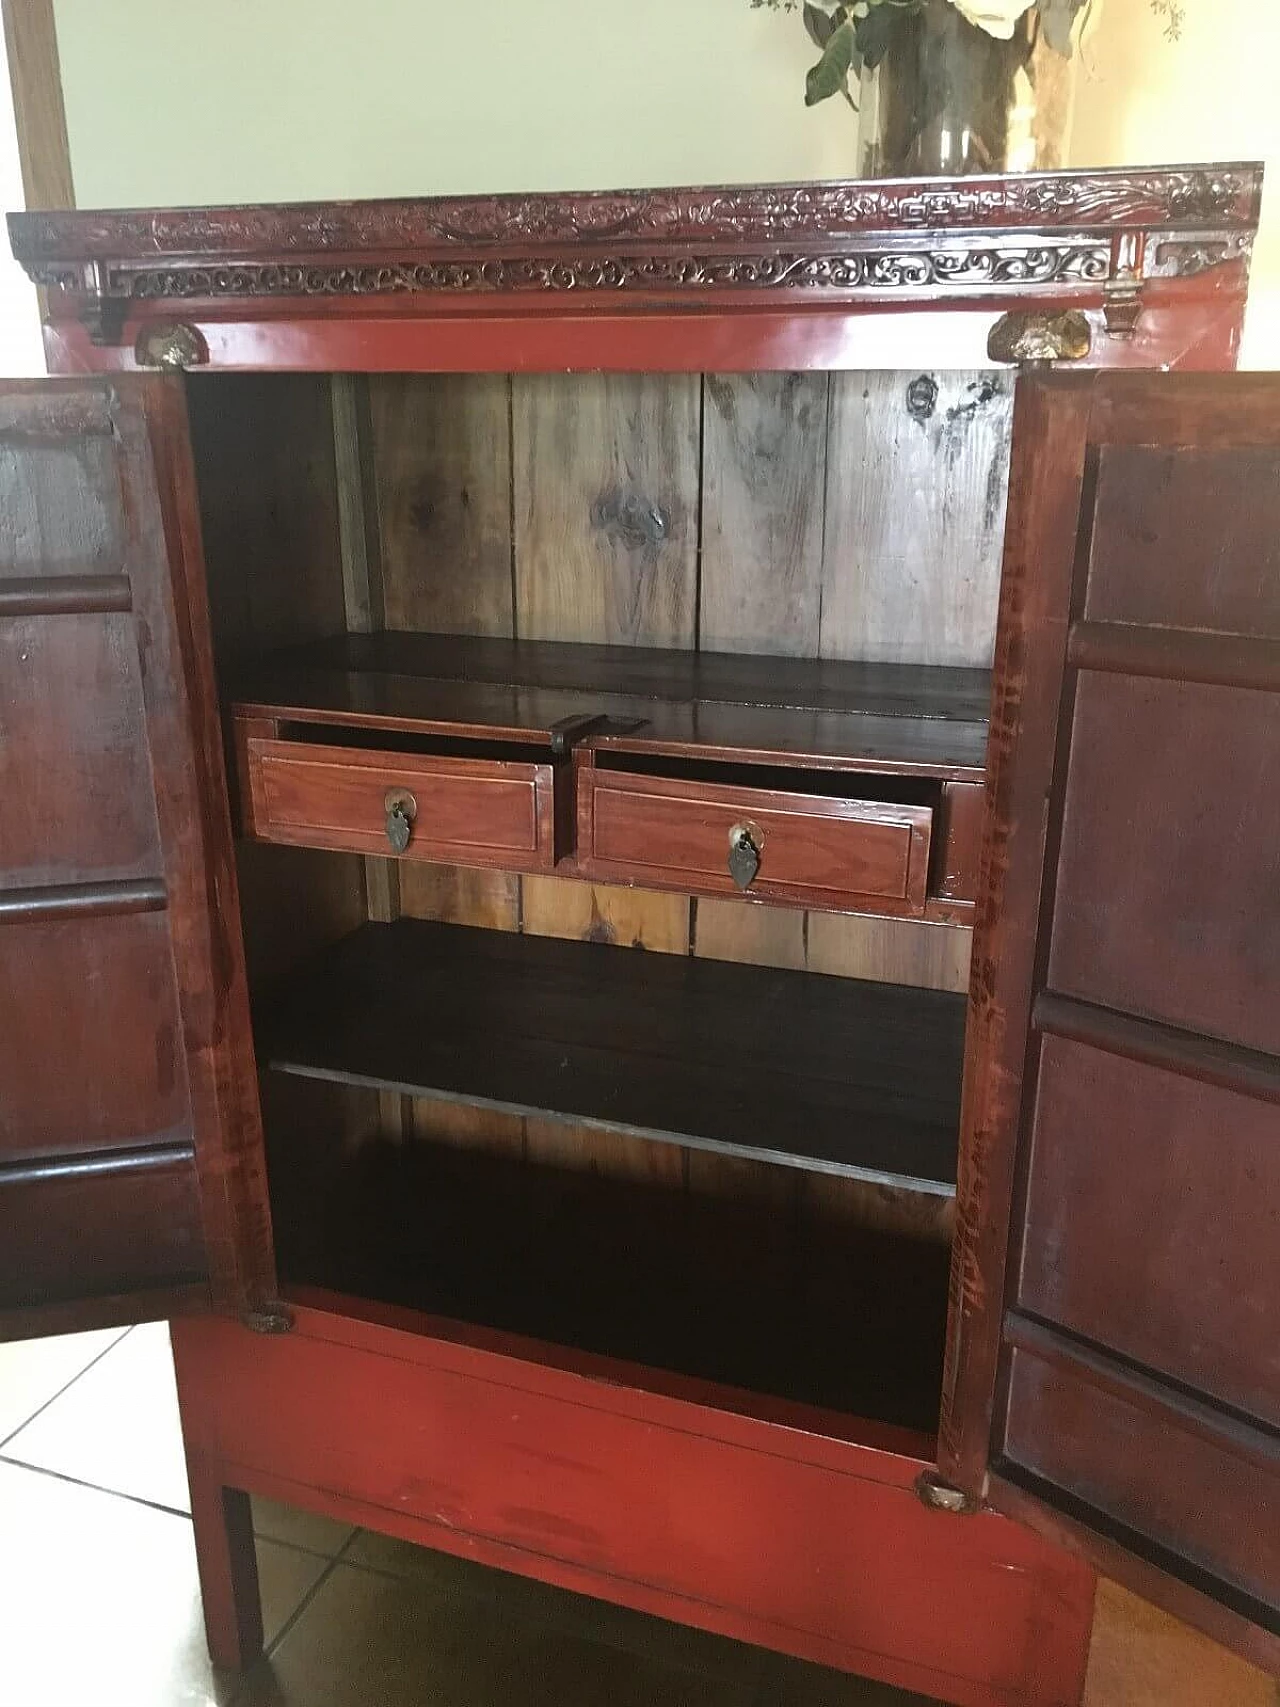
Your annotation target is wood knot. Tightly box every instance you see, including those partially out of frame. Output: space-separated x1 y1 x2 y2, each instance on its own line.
905 374 939 423
591 488 669 552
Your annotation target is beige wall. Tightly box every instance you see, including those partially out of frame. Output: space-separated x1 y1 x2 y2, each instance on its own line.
1071 1 1279 364
50 0 1280 363
52 0 856 202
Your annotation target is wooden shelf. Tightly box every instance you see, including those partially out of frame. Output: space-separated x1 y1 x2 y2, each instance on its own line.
269 1131 951 1432
260 918 966 1194
230 631 989 779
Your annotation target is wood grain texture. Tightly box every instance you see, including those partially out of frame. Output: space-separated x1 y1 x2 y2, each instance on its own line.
0 612 161 888
186 376 347 662
805 370 1003 991
515 375 699 1183
366 374 519 946
699 373 828 656
822 371 1012 668
370 374 513 638
940 374 1095 1491
1021 1035 1279 1427
0 911 188 1164
331 375 385 636
808 912 973 993
1 0 72 211
513 374 699 647
692 372 823 1210
692 900 807 972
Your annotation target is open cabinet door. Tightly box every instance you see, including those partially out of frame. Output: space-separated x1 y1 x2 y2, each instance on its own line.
941 371 1280 1671
0 378 275 1340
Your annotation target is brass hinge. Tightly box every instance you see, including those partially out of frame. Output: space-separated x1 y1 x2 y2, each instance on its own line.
914 1470 980 1515
240 1301 295 1335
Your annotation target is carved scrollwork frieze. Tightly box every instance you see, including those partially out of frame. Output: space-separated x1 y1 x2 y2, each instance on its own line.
106 240 1113 302
10 166 1261 268
1144 230 1255 279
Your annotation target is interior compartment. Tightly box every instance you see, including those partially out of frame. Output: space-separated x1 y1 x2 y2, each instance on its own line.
267 1093 953 1435
260 913 965 1189
189 367 1013 1438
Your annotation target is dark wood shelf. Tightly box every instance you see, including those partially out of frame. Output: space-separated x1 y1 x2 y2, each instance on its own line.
271 1131 951 1433
230 630 989 779
260 918 966 1194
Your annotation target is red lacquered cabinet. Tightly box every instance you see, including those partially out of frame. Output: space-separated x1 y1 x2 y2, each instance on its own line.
2 165 1277 1703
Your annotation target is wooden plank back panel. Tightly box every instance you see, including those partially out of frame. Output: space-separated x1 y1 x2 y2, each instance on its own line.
512 374 699 648
692 370 997 1235
345 371 1006 1214
821 371 1012 668
515 375 700 1185
699 373 828 656
364 373 522 1155
370 374 514 639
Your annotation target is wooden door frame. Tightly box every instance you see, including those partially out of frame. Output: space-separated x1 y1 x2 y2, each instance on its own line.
2 0 73 211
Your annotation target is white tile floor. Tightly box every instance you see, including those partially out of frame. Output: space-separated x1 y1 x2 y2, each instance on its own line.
0 1324 1275 1706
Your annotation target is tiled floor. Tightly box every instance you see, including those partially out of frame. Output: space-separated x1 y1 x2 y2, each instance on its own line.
0 1325 1275 1707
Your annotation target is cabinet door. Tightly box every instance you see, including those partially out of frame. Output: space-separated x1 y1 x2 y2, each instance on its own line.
941 372 1280 1669
0 378 273 1339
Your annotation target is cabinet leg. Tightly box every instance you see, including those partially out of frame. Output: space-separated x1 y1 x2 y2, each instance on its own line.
187 1456 264 1671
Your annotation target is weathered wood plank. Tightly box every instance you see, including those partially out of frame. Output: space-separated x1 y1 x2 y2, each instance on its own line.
370 374 514 638
807 912 973 994
367 373 520 946
516 374 699 1184
821 370 1012 668
699 373 829 656
809 369 1001 991
692 368 821 1027
512 374 699 646
364 374 521 1151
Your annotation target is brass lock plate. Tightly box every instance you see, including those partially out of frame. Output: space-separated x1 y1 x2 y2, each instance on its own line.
384 788 418 854
728 821 762 890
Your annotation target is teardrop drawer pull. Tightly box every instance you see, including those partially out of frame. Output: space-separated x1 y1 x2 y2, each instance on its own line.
384 789 418 854
727 823 761 890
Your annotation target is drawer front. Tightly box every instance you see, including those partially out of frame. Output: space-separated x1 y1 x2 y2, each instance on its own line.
581 770 932 913
244 738 557 870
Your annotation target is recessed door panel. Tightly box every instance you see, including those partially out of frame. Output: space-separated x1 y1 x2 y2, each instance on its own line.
1048 673 1280 1056
0 379 271 1337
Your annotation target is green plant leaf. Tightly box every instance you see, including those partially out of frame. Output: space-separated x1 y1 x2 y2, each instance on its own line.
804 18 857 105
803 2 837 48
1036 0 1089 54
854 2 904 69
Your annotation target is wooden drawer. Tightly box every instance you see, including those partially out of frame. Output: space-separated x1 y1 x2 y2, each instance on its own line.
240 731 558 871
578 762 934 914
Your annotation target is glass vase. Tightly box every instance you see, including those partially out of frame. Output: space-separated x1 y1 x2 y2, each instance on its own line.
858 1 1070 177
